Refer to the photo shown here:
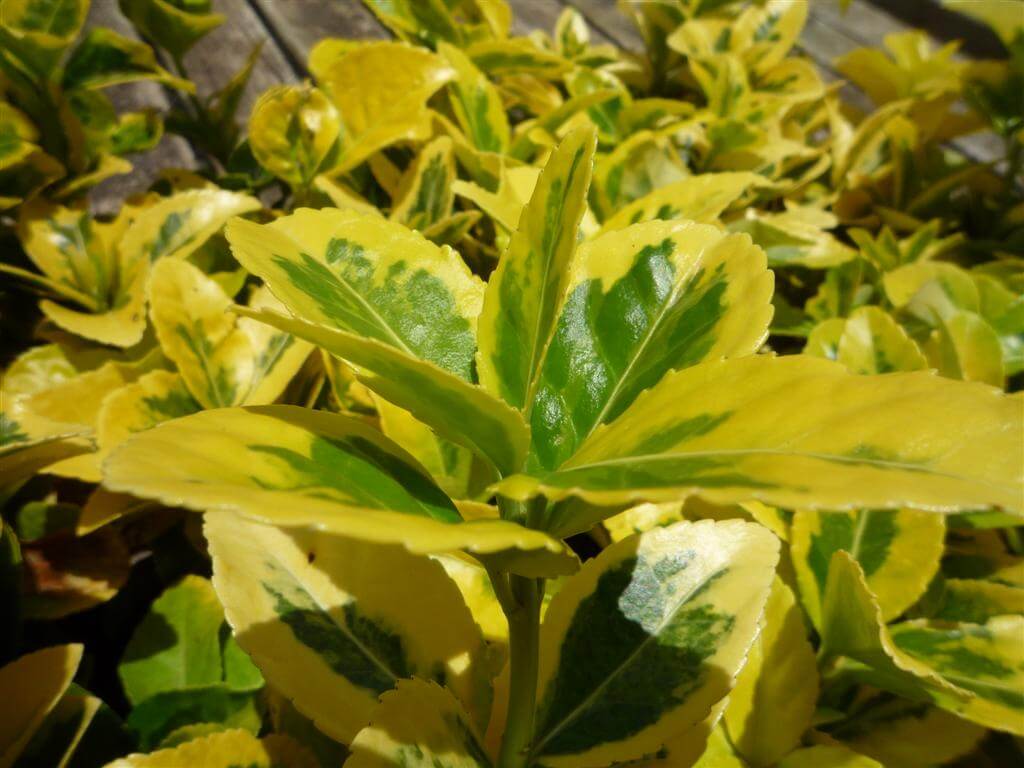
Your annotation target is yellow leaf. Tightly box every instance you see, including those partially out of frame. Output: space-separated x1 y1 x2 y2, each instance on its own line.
0 645 82 768
207 514 491 743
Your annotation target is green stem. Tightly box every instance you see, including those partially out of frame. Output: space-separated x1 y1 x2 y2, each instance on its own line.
497 575 542 768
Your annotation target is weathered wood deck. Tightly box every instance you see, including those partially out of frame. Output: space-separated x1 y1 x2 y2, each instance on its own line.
88 0 1007 209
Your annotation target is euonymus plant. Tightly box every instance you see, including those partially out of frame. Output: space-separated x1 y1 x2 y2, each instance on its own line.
2 1 1024 766
87 125 1020 767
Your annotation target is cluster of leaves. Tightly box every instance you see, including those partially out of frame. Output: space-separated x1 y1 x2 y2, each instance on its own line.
1 1 1022 768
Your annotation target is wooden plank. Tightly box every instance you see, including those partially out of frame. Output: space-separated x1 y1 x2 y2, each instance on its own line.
181 0 300 125
509 0 568 38
552 0 643 50
248 0 387 74
84 3 197 213
808 1 1002 162
861 0 1004 58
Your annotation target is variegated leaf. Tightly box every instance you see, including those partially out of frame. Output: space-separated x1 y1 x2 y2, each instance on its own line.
820 551 968 702
724 578 817 766
439 42 509 154
389 136 456 231
207 514 490 743
0 644 83 768
791 508 945 628
889 616 1024 735
103 729 315 768
119 188 261 265
590 130 689 221
249 84 341 187
477 125 596 411
0 102 38 171
104 406 571 575
227 209 483 382
531 519 778 767
527 220 772 471
598 172 764 233
496 356 1024 533
234 306 529 479
318 43 454 172
929 578 1024 624
924 310 1005 386
805 306 928 374
117 0 224 59
832 695 985 768
778 745 882 768
467 38 568 78
344 679 489 768
148 258 254 409
373 395 474 500
730 204 857 269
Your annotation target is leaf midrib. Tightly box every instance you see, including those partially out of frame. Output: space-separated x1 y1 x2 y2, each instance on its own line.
270 545 402 687
531 563 726 756
560 447 1016 493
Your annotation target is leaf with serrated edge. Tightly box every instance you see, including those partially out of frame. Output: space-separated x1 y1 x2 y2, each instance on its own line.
724 578 817 766
531 519 778 767
820 551 968 702
476 125 597 411
103 405 570 576
889 616 1024 735
344 679 489 768
792 508 945 628
226 209 484 382
528 220 772 471
496 356 1024 527
207 514 490 743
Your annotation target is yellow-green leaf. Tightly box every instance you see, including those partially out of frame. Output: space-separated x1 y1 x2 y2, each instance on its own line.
104 405 570 575
62 27 193 91
0 644 82 768
0 101 38 171
206 513 490 743
496 356 1024 528
777 745 881 768
102 729 315 768
440 41 510 154
234 306 529 479
925 310 1005 386
724 578 817 766
476 125 597 411
792 508 945 628
389 136 456 231
249 84 340 187
930 578 1024 624
227 209 483 382
119 188 261 265
820 551 967 701
805 306 928 374
833 696 985 768
148 258 254 408
531 519 779 767
527 220 772 471
344 678 489 768
117 0 224 59
318 43 454 172
889 616 1024 735
598 172 764 233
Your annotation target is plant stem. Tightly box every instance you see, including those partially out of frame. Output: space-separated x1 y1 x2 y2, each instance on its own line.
497 575 542 768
